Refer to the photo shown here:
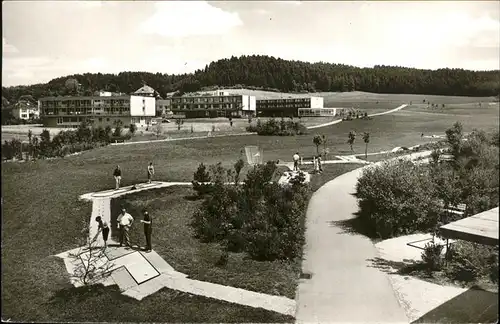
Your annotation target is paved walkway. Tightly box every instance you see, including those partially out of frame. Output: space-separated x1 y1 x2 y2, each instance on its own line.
57 181 296 316
295 150 433 323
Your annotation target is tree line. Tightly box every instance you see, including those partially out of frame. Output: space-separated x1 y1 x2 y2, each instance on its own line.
2 121 134 161
3 55 499 104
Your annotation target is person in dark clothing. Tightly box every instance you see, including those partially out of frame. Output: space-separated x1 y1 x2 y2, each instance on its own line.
317 155 323 173
140 210 152 252
95 216 110 249
113 165 122 189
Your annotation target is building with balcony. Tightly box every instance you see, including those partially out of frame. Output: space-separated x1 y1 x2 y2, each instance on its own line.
170 94 256 118
39 94 155 128
256 97 324 117
12 100 40 120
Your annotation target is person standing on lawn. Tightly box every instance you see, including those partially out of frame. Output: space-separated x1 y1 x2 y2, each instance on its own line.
147 162 155 184
293 152 300 171
117 207 134 248
317 155 323 174
140 210 153 252
95 216 110 249
113 165 122 190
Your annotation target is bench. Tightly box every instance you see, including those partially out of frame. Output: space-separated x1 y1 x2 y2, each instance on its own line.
438 200 466 216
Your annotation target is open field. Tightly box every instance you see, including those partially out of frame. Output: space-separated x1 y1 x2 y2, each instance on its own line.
222 89 497 107
2 94 499 322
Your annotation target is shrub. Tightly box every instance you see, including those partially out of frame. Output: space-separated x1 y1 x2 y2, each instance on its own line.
192 163 213 198
444 241 498 283
191 182 239 242
191 160 310 261
246 118 307 136
421 242 444 272
354 160 442 238
2 140 14 160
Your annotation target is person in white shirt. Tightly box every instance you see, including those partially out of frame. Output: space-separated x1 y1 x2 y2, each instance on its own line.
117 207 134 248
293 152 300 171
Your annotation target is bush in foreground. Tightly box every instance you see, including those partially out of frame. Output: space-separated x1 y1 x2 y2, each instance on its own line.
191 160 310 261
354 160 442 239
444 242 498 284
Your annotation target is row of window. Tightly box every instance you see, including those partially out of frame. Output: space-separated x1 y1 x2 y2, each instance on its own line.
257 104 313 108
171 103 239 110
257 98 312 103
40 99 130 108
56 117 136 124
298 109 337 117
171 96 243 104
42 108 130 115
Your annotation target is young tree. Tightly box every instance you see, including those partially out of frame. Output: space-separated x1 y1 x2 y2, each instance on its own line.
27 129 33 160
104 125 112 143
347 130 356 152
39 129 52 157
362 132 370 159
175 118 184 131
67 220 115 286
129 123 137 136
313 134 324 156
445 121 464 160
113 120 123 137
321 135 327 158
154 123 163 139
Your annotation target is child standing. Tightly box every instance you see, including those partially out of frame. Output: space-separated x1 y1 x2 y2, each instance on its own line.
95 216 110 249
113 165 122 189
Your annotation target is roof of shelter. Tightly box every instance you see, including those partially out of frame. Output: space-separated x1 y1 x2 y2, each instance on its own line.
440 207 499 246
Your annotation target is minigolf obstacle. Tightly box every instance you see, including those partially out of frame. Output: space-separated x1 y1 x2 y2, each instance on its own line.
244 145 263 166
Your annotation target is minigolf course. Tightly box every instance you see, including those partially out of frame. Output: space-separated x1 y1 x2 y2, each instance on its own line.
56 181 296 316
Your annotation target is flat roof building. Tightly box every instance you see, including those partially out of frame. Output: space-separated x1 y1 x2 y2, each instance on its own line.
39 93 156 129
298 107 337 117
256 97 324 117
170 94 256 118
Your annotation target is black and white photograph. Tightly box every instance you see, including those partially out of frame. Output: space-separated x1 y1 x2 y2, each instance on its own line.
2 0 499 323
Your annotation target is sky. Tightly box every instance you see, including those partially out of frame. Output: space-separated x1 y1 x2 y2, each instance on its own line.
2 0 500 86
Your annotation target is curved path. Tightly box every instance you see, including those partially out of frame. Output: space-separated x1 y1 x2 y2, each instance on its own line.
307 104 407 129
295 151 433 323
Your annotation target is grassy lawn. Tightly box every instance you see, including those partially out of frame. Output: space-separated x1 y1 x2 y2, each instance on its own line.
2 94 498 321
109 186 299 298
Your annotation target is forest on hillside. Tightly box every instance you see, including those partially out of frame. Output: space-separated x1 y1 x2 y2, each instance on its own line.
2 55 499 104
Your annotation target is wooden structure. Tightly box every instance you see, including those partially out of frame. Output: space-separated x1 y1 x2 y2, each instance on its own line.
440 207 499 247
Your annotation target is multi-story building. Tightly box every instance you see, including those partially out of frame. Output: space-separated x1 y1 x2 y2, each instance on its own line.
256 97 324 117
12 100 40 120
298 107 337 117
156 98 172 117
39 94 156 128
170 94 256 118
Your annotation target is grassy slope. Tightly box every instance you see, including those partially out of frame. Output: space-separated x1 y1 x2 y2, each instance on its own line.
222 89 497 107
2 95 498 321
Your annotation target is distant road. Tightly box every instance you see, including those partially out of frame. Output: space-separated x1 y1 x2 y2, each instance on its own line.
307 104 408 129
